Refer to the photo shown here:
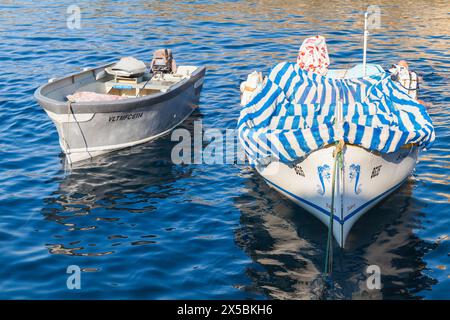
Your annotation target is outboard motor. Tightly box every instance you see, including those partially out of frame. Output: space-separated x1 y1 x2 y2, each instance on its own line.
389 61 419 100
151 49 177 74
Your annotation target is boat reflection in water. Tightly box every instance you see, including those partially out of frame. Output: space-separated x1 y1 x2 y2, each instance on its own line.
41 115 199 259
234 170 437 299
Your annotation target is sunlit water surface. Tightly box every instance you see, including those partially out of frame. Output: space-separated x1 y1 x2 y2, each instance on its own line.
0 0 448 299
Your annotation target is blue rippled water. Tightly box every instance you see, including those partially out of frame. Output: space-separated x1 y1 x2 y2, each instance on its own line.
0 0 448 299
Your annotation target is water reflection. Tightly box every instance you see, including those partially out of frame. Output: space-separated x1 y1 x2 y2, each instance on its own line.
235 171 437 299
40 116 199 258
1 0 448 299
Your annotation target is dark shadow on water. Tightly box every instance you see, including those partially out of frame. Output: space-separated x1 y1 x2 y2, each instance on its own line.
40 114 201 257
234 171 437 300
39 109 438 298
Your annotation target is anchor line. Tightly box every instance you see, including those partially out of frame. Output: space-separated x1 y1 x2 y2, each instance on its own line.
63 100 73 165
70 104 93 162
323 94 345 277
324 139 344 276
64 99 93 165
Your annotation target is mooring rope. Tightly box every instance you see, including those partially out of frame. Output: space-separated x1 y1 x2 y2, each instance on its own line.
323 139 344 276
63 100 73 165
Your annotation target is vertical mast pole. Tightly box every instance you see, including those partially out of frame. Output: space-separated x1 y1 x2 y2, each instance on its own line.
363 12 369 77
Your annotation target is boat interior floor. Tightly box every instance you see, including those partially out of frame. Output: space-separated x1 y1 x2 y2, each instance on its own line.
44 65 198 103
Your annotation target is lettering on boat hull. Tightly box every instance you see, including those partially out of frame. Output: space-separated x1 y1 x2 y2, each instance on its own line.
108 112 144 122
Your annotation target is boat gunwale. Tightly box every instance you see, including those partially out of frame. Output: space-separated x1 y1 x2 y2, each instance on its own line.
34 63 206 114
288 142 419 168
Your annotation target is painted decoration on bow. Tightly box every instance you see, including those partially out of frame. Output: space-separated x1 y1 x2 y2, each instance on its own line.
349 164 362 195
317 164 331 196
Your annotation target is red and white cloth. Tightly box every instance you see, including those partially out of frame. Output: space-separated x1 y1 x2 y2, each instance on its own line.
67 91 127 102
296 36 330 76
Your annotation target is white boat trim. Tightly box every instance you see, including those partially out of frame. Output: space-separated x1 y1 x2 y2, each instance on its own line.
63 109 195 163
46 110 95 123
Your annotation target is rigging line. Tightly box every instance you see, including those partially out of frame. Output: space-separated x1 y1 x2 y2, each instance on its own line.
68 101 93 162
63 100 73 165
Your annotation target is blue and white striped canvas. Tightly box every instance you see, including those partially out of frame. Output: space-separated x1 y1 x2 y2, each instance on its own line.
237 62 435 165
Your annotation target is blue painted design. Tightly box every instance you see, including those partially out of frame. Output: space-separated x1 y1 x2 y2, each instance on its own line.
317 164 331 195
349 164 362 195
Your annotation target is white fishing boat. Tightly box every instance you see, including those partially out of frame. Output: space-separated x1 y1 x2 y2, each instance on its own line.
238 32 434 248
35 50 205 164
256 142 419 248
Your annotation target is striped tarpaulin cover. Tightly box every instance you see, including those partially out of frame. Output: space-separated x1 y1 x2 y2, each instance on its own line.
237 62 435 165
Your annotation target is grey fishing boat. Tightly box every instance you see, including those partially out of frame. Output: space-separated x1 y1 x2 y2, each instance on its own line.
35 50 206 164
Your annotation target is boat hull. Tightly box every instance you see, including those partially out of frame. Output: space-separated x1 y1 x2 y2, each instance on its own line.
256 144 418 247
35 65 205 164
